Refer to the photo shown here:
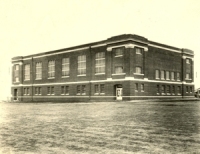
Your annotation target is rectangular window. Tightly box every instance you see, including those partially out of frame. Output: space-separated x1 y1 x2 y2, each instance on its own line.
78 55 86 75
115 66 123 74
14 64 19 82
115 47 123 57
100 84 105 93
177 72 180 81
82 85 86 95
186 86 189 93
135 83 138 92
136 67 142 74
177 86 181 95
161 71 165 80
77 85 86 95
24 88 29 95
190 87 193 93
36 62 42 79
95 52 105 74
136 48 142 54
62 58 70 77
48 61 55 78
77 85 81 95
61 86 69 95
35 87 38 95
186 59 191 64
24 88 27 95
162 85 165 94
171 72 175 80
155 70 160 79
186 73 190 79
35 87 42 95
157 85 160 94
38 87 41 95
47 87 54 95
141 84 144 92
24 64 30 80
172 86 175 94
166 71 169 80
166 85 170 94
95 85 99 94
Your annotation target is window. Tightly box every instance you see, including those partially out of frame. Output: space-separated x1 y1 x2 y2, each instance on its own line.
157 85 160 94
172 86 175 94
186 86 189 93
14 64 19 82
136 48 142 54
135 83 138 92
136 67 142 74
94 84 105 94
62 58 70 77
177 86 181 95
166 85 170 94
155 70 160 79
115 66 123 74
24 64 30 80
78 55 86 75
95 52 105 74
177 72 180 81
47 87 54 95
77 85 86 95
161 85 165 94
35 87 42 95
190 87 193 93
171 72 175 80
115 47 123 57
36 62 42 79
186 59 191 64
186 73 190 79
24 88 29 95
61 86 69 95
48 61 55 78
161 71 165 80
166 71 169 80
141 84 144 92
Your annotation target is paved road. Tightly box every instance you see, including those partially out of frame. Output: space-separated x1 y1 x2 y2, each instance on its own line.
0 101 200 153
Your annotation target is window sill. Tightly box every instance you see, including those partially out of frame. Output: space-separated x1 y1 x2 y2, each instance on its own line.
155 78 160 80
77 75 86 77
115 55 123 57
166 79 170 81
134 73 144 76
185 79 192 80
141 91 144 92
157 93 160 95
112 73 126 76
161 78 165 80
161 93 166 95
48 77 55 79
24 79 30 81
135 90 138 92
61 94 69 95
35 78 42 80
62 76 69 78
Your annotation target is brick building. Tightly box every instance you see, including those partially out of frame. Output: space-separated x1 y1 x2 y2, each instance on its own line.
11 34 194 102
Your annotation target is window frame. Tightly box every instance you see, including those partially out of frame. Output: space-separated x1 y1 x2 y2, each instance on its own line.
78 55 86 76
62 58 70 77
36 62 42 80
95 52 105 74
48 60 55 78
24 64 30 81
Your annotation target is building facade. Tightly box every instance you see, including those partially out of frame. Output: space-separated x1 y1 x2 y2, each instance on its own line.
11 34 194 102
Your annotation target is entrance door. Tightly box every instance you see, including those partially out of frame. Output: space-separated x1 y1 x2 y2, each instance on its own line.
116 88 123 100
14 89 18 101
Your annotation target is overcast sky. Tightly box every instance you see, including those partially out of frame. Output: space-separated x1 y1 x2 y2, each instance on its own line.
0 0 200 100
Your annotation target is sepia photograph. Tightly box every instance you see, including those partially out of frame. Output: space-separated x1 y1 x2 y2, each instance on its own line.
0 0 200 153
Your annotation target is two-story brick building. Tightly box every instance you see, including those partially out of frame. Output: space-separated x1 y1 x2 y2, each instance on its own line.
11 34 194 102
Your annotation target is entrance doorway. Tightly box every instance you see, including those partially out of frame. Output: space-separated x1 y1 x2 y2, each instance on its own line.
115 85 123 100
14 89 18 101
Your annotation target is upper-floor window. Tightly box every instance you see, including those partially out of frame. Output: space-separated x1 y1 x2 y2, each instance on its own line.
78 55 86 75
136 67 142 74
186 73 190 79
62 58 70 77
171 72 175 80
186 59 191 64
115 47 123 57
48 60 55 78
95 52 105 74
36 62 42 79
115 66 123 74
24 64 30 80
166 71 170 80
177 72 180 81
155 70 160 79
136 48 142 54
161 71 165 80
14 64 19 82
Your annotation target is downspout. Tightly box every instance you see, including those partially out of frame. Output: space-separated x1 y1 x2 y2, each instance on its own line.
89 46 92 101
181 50 184 99
31 57 34 102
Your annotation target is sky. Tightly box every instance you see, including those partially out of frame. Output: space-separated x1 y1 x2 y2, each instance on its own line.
0 0 200 101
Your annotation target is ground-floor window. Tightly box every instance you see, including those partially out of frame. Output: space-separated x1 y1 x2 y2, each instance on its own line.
77 85 86 95
135 83 138 92
61 86 69 95
141 84 144 92
94 84 105 94
157 85 160 94
161 85 165 95
177 86 181 95
166 85 170 95
172 86 175 95
35 87 42 95
186 86 189 93
47 87 54 95
24 88 30 95
190 87 193 93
